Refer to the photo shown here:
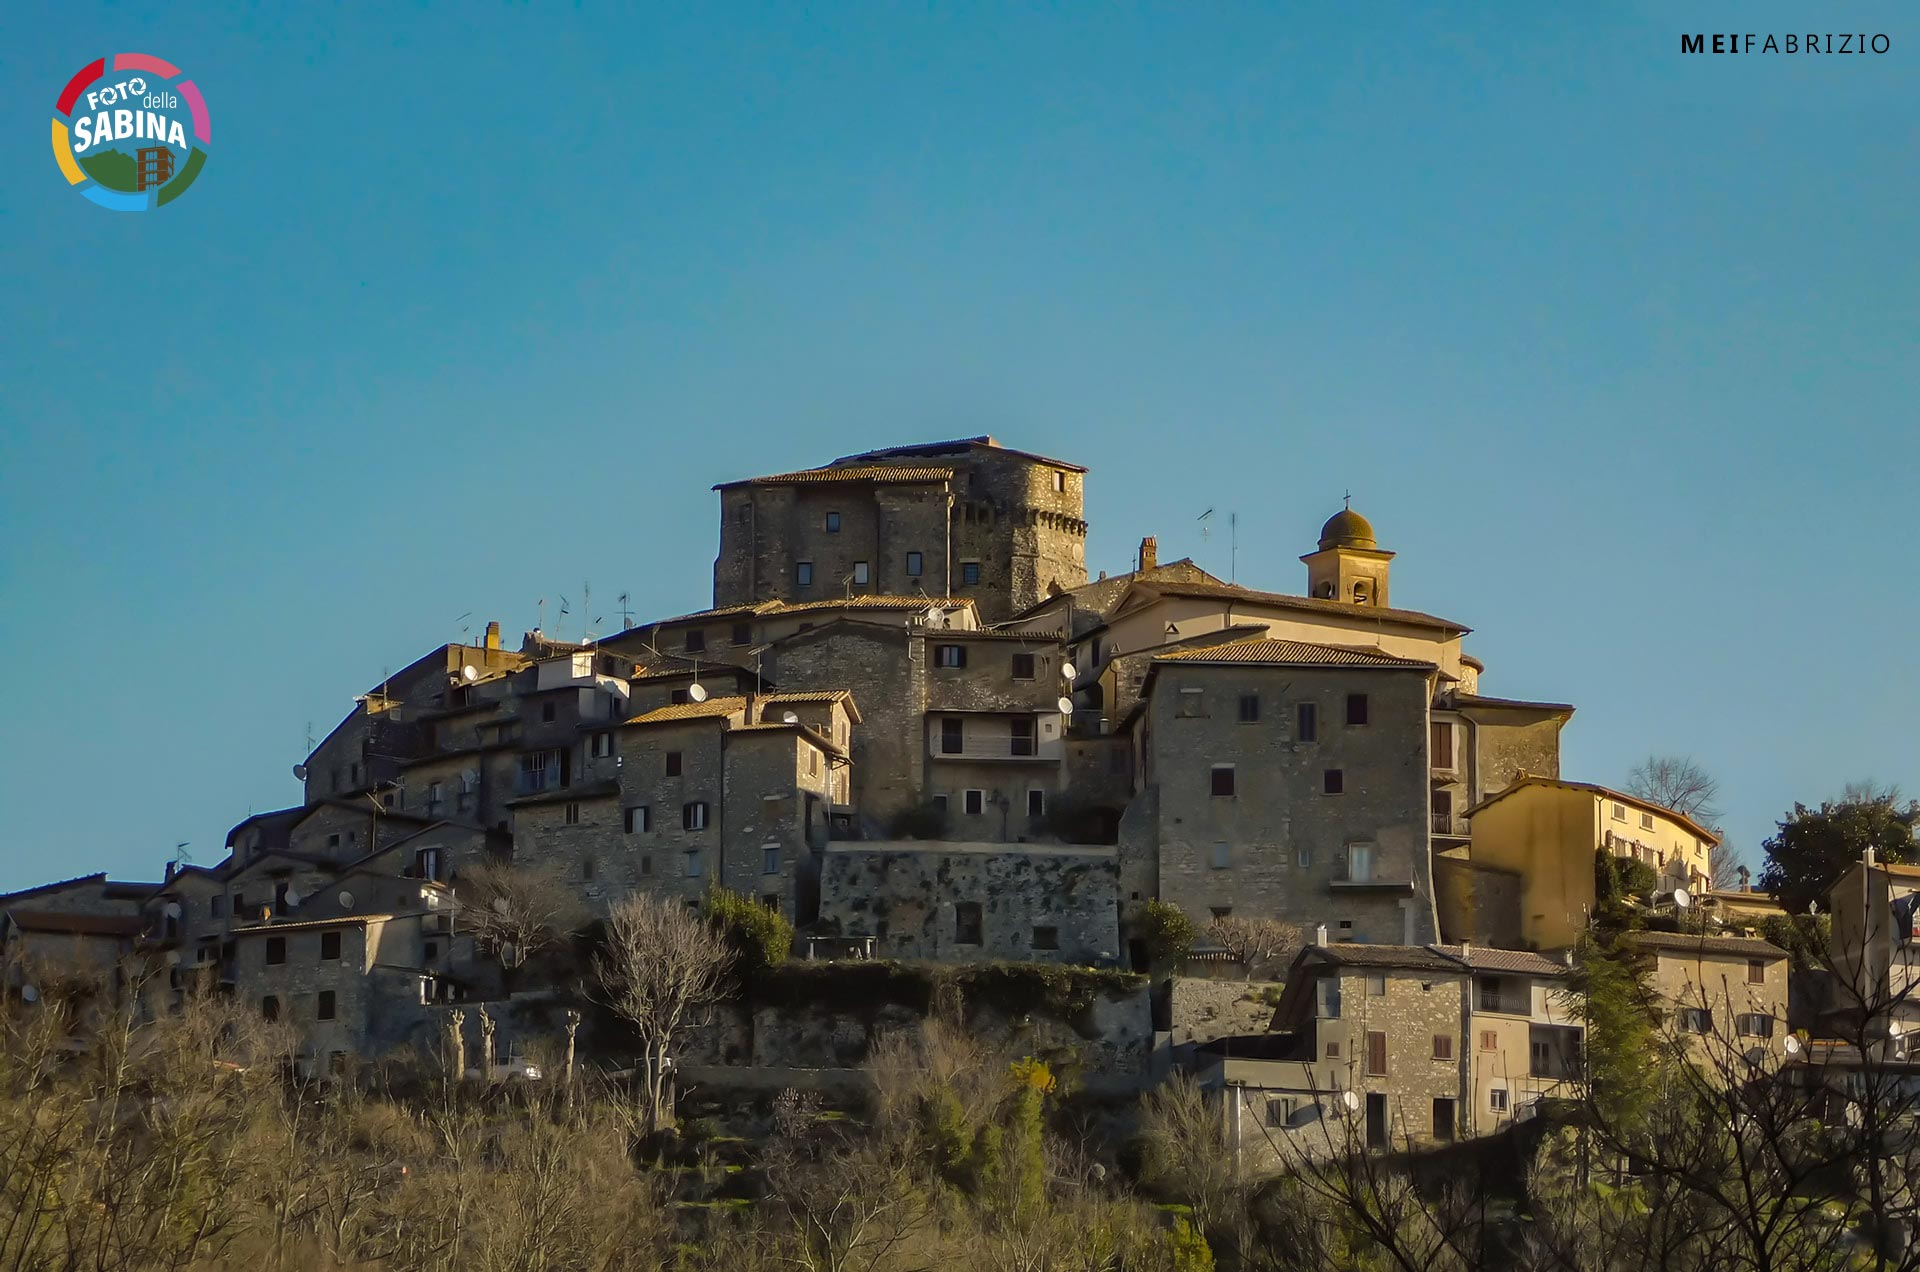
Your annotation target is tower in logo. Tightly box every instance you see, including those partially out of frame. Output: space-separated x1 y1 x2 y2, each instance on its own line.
52 53 209 212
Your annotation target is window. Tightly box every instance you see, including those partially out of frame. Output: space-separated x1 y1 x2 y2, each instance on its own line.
1211 842 1231 870
961 561 982 586
852 561 870 585
1736 1013 1775 1038
1348 841 1374 882
1325 1040 1341 1059
666 752 682 777
932 793 949 812
1010 717 1036 756
824 511 841 533
685 851 703 878
582 857 596 880
266 937 287 966
1297 846 1313 869
261 995 280 1022
591 732 614 758
1678 1008 1712 1034
955 902 983 945
935 644 966 668
1238 694 1260 723
761 894 780 911
320 931 342 962
1346 693 1369 726
1611 802 1628 821
940 717 964 754
427 780 444 812
1211 765 1236 797
1477 976 1503 1012
1323 769 1344 795
683 801 709 830
1430 721 1454 768
521 750 557 793
1178 688 1207 718
906 551 923 577
1480 1029 1499 1052
1366 1031 1388 1076
1433 1034 1454 1060
329 833 341 850
1433 1097 1457 1140
1027 788 1046 818
763 845 781 874
1747 959 1766 985
671 689 690 704
640 855 653 876
317 991 336 1021
564 802 582 825
1365 974 1386 997
964 789 985 816
210 895 225 919
809 751 820 776
1032 926 1059 951
424 941 439 961
685 629 706 652
1297 702 1318 741
1489 1088 1508 1113
1640 810 1655 830
731 622 752 646
625 805 650 834
542 702 557 722
796 561 813 587
1010 652 1036 680
1053 471 1066 492
1267 1098 1293 1128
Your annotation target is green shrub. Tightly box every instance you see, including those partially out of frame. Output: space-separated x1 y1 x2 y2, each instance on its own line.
1134 901 1196 968
704 888 795 976
888 801 949 839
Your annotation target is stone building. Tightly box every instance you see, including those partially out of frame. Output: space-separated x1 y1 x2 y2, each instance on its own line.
711 437 1089 623
1623 930 1790 1069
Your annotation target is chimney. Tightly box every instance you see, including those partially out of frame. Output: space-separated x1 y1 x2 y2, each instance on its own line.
1461 940 1471 958
484 621 501 651
1138 536 1158 572
1315 923 1328 947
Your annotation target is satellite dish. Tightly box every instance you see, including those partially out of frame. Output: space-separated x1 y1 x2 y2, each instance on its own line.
283 888 301 908
1341 1090 1361 1113
1744 1046 1767 1066
782 711 800 725
1057 697 1075 716
1783 1035 1803 1057
688 683 709 703
292 763 309 781
1060 662 1076 680
164 902 182 919
19 985 38 1004
338 890 355 910
1672 887 1692 910
165 951 182 966
462 664 480 682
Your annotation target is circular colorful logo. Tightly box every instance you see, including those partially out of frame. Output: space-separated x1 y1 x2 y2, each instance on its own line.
52 54 209 211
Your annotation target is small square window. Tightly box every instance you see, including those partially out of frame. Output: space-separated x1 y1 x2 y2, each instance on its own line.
1178 688 1207 718
266 937 286 966
1746 959 1766 985
261 995 280 1021
1211 766 1236 797
685 850 703 878
1678 1008 1712 1034
955 902 983 945
683 801 709 831
1053 471 1066 492
763 846 781 874
1433 1034 1454 1060
731 623 752 646
940 717 964 754
1323 769 1345 795
542 702 557 723
1211 842 1231 870
935 644 966 668
685 629 706 652
825 511 841 533
796 561 814 587
1032 925 1060 951
671 689 690 705
666 752 682 777
1238 694 1260 723
1297 846 1313 869
906 551 923 577
1027 788 1046 818
424 941 439 961
640 855 653 876
961 561 982 586
564 802 582 825
1640 810 1655 830
625 805 650 834
1489 1088 1508 1113
328 833 341 849
320 931 342 962
1011 652 1036 680
1297 702 1318 741
317 991 336 1021
1480 1029 1498 1052
1325 1040 1340 1059
853 561 870 585
1365 974 1386 997
932 793 950 812
1345 694 1369 726
591 732 614 758
1611 803 1628 821
964 789 985 816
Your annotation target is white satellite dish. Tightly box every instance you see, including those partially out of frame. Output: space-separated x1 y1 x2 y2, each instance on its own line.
19 985 38 1004
688 683 709 703
164 902 182 919
283 888 301 908
165 951 182 966
1672 887 1692 910
292 763 309 781
462 664 480 682
1782 1035 1803 1057
1060 662 1076 680
1057 697 1075 716
1341 1090 1361 1113
338 890 355 910
781 711 800 725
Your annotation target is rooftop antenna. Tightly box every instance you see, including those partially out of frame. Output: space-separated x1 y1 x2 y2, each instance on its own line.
453 611 473 644
538 597 546 633
581 582 592 642
617 592 633 630
1197 508 1214 542
1230 511 1239 583
173 841 193 867
304 721 316 754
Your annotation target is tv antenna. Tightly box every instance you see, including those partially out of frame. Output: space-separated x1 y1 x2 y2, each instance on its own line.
172 841 193 867
617 592 633 630
453 611 473 643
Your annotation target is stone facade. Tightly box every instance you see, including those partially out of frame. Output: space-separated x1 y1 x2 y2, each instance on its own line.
816 842 1120 964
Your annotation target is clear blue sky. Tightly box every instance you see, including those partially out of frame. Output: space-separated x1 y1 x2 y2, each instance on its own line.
3 3 1913 891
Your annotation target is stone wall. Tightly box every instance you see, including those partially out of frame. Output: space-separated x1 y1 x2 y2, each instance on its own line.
766 623 924 829
1169 976 1285 1046
1432 858 1523 947
816 842 1120 964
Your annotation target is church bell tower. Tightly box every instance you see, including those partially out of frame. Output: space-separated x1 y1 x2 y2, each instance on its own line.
1301 499 1394 607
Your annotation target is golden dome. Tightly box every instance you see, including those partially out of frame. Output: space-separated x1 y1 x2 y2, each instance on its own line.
1317 506 1377 551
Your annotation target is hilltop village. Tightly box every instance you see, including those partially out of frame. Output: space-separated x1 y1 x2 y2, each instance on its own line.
10 434 1891 1157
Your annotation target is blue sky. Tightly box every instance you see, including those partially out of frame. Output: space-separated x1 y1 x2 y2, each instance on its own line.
2 3 1913 890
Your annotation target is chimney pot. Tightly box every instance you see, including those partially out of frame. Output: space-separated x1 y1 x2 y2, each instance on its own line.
485 621 501 650
1314 923 1328 947
1139 536 1158 572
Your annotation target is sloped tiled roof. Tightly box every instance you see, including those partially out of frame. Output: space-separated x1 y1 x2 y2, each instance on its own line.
1127 580 1469 634
3 910 145 938
1626 931 1787 960
758 689 863 724
1309 943 1465 974
834 436 1089 472
1433 944 1570 976
1154 637 1434 669
715 464 956 490
1452 692 1576 715
0 873 108 904
1465 776 1721 845
620 697 748 726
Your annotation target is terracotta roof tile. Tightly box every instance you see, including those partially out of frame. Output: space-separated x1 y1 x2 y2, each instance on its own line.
1626 931 1787 959
1130 580 1469 633
715 464 956 490
620 697 748 726
1154 637 1434 669
3 910 145 938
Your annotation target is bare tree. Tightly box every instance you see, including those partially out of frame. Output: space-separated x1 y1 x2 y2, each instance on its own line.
1205 915 1306 981
456 861 588 975
1626 755 1722 825
595 893 732 1138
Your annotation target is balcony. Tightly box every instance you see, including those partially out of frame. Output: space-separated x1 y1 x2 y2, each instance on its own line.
1431 814 1469 838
